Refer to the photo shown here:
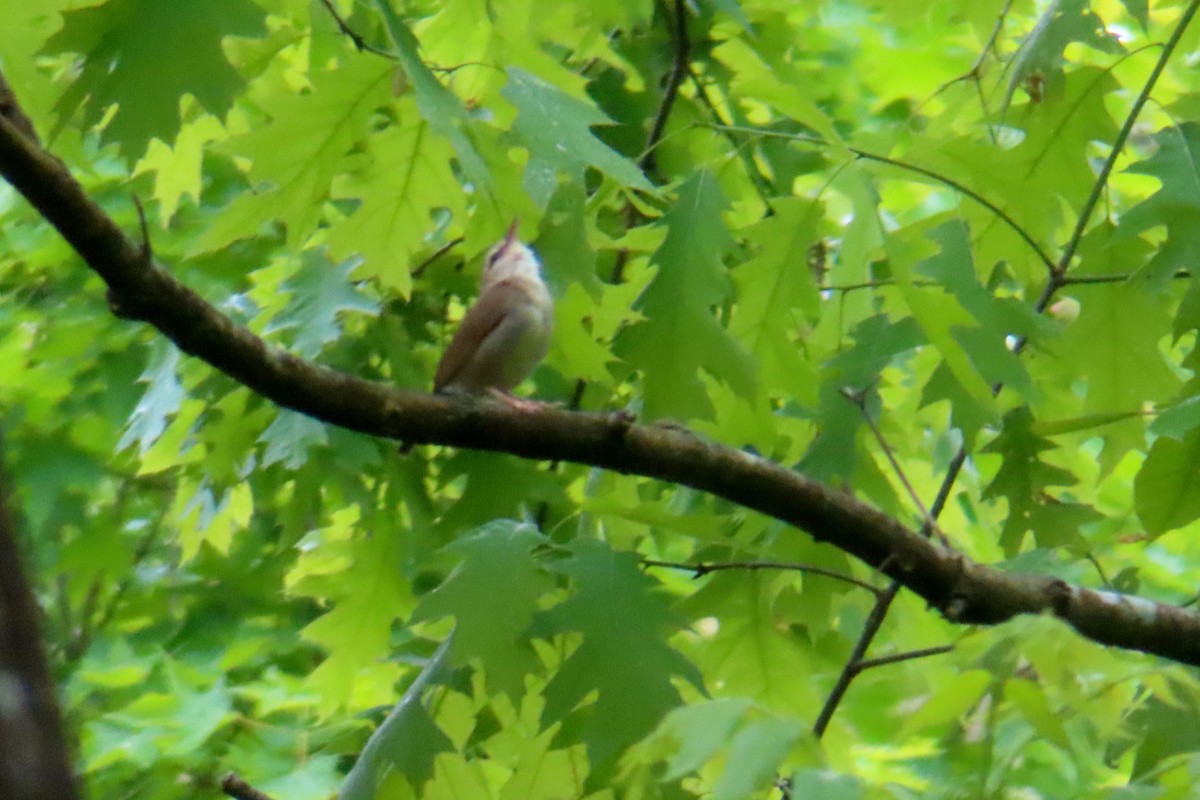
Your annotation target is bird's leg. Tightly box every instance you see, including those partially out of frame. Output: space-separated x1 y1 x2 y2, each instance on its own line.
487 388 548 412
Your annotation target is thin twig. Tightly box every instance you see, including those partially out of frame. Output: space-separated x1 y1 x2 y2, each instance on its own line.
643 558 882 595
610 0 692 283
221 774 276 800
687 70 774 204
410 236 464 280
132 194 151 263
852 645 955 674
317 0 396 58
1085 553 1111 589
1062 269 1191 286
813 582 901 737
826 269 1191 292
1055 0 1200 280
639 0 691 174
927 0 1016 102
841 387 951 548
703 123 1057 273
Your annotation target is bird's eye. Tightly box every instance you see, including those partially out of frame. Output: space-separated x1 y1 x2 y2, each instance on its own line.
485 248 503 269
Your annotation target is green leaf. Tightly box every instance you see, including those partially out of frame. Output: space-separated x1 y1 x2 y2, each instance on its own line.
1118 123 1200 282
264 250 379 358
711 717 803 800
1119 0 1149 30
982 408 1077 555
117 340 183 454
1058 282 1179 416
1004 0 1123 113
787 770 863 800
1005 678 1070 748
374 0 493 200
676 573 819 716
1135 427 1200 537
1150 395 1200 440
44 0 265 160
534 538 702 777
502 67 653 202
730 197 822 402
259 409 329 470
291 508 414 709
497 728 581 800
411 521 553 697
329 107 465 298
535 179 602 296
650 698 754 781
916 220 1031 396
339 636 457 799
886 224 997 410
196 58 394 252
618 171 757 420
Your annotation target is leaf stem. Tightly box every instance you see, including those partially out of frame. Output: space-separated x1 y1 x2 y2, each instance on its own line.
642 558 882 595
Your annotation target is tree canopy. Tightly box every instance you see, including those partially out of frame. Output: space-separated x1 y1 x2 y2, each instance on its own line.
4 0 1200 798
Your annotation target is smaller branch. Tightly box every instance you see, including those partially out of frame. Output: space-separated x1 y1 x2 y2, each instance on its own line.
826 271 1192 293
642 558 882 596
927 0 1015 101
1061 269 1191 286
702 123 1056 273
813 583 901 737
842 388 951 548
1085 553 1111 589
132 194 151 264
851 644 954 675
221 774 276 800
317 0 396 58
63 579 102 662
687 70 774 204
639 0 691 174
0 70 38 143
1055 0 1200 278
65 516 165 663
410 236 464 280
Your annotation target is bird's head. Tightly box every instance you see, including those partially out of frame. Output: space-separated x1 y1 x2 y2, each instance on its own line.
481 219 542 288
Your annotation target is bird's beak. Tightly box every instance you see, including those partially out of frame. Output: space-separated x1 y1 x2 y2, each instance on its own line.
504 218 520 248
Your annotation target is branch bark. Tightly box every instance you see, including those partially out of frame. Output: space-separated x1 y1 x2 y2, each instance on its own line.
0 430 80 800
2 82 1200 668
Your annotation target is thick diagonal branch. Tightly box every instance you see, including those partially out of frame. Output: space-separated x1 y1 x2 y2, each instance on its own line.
1 94 1200 668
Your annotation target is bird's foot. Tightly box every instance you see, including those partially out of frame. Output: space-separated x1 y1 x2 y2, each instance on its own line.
487 389 548 412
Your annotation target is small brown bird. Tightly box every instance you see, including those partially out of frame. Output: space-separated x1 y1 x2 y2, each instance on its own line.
432 220 553 409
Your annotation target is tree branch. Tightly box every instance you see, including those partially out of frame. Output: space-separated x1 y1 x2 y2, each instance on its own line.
852 645 954 674
0 429 80 800
221 774 276 800
3 78 1200 671
1054 0 1200 279
638 0 690 175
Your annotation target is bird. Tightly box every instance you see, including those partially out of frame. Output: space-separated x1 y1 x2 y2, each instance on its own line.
432 219 553 410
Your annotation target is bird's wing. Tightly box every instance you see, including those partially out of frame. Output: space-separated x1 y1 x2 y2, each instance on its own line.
433 280 529 392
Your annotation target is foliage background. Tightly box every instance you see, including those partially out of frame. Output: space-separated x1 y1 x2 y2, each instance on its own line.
5 0 1200 797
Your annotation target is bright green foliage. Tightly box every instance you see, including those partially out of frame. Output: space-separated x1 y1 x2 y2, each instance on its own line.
44 0 265 159
503 67 654 202
618 170 756 420
8 1 1200 799
535 538 702 778
411 521 552 697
